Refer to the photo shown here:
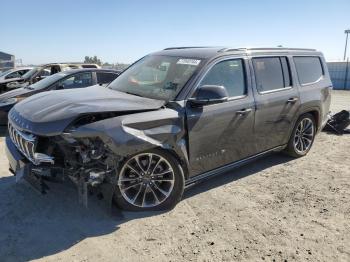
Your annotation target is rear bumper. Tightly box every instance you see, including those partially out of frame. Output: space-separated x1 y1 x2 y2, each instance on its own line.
319 112 331 132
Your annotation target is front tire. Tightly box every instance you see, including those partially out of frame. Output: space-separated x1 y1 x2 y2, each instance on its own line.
114 149 185 211
285 113 316 157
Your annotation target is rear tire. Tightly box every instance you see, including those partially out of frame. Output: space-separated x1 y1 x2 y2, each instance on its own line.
284 113 316 158
114 149 185 211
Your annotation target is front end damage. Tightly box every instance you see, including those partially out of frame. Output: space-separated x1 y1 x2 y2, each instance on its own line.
6 104 188 208
7 124 121 207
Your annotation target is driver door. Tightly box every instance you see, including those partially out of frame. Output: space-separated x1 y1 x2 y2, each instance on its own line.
186 58 256 177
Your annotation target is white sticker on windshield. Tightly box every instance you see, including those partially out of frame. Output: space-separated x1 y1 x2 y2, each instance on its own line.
177 59 201 66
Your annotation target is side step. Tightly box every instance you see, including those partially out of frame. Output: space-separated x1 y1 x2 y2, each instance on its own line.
185 145 285 187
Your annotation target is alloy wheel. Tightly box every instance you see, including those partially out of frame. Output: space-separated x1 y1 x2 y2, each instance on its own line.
293 118 314 154
118 153 175 208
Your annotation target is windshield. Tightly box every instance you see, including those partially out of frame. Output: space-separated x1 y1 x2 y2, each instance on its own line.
27 72 68 90
108 55 202 100
0 69 12 77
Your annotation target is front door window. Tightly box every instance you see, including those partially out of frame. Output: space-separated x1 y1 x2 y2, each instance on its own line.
199 59 246 97
60 72 93 89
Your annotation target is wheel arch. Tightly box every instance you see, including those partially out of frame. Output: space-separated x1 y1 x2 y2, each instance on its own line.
284 107 320 146
298 108 320 131
155 146 190 180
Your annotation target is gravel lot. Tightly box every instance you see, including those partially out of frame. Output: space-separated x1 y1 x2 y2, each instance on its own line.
0 91 349 262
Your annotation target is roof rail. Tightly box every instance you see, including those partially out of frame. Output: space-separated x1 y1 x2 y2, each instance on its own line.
217 48 245 52
219 47 317 53
163 46 214 50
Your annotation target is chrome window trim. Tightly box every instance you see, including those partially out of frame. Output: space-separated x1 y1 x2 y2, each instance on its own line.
258 86 293 95
299 75 324 86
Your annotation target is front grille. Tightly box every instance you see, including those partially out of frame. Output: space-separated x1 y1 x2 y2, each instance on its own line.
8 122 37 164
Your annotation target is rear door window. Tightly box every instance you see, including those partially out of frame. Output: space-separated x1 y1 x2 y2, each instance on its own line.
252 57 291 93
96 72 119 84
293 56 323 85
18 70 29 76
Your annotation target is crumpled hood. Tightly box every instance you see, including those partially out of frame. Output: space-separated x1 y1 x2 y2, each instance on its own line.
0 87 34 102
10 85 165 135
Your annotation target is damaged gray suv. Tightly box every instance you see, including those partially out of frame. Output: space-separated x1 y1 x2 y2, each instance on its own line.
5 47 332 211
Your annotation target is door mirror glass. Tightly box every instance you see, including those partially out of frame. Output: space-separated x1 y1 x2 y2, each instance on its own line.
189 85 228 106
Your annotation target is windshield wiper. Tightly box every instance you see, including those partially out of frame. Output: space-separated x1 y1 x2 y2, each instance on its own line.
123 91 143 97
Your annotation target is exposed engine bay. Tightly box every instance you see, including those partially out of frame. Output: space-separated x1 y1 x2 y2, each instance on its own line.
13 133 123 207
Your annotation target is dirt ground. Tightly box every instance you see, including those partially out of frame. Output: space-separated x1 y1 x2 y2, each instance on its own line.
0 91 349 262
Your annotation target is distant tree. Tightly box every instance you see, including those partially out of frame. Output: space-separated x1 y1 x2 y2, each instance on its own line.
84 56 130 70
114 63 130 71
84 56 102 66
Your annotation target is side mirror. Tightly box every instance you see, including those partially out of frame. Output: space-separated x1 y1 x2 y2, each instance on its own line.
189 85 228 107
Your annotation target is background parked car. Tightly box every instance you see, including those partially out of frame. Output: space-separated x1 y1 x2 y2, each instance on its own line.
0 68 120 125
5 63 100 91
0 67 33 93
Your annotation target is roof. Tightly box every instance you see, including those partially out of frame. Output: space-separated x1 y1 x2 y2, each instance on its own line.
2 67 33 73
153 47 223 59
326 61 349 63
39 62 99 67
153 46 321 60
13 67 33 70
60 68 121 74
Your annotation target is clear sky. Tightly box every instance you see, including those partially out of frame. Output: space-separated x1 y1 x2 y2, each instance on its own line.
1 0 349 64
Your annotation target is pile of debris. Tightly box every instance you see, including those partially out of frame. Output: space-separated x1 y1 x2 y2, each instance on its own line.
323 110 350 135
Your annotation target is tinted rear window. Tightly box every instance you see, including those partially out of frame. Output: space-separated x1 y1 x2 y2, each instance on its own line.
253 57 291 92
97 72 119 84
293 56 323 85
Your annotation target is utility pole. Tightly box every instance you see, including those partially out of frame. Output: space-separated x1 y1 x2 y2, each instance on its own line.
344 29 350 61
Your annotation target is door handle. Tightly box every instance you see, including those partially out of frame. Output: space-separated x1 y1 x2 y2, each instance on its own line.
236 108 252 115
287 97 299 104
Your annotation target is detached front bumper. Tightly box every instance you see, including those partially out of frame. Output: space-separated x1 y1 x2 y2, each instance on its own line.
5 136 28 175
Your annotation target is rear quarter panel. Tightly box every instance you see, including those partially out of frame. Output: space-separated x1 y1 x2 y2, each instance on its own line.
293 55 332 131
